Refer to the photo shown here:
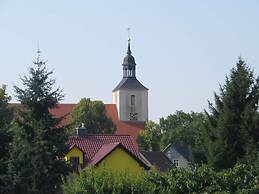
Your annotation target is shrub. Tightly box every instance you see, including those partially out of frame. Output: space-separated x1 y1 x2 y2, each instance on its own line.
62 164 259 194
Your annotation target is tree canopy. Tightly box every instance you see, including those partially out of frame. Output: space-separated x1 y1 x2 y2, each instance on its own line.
0 86 13 193
8 56 70 194
205 57 259 169
70 98 116 134
137 111 207 163
137 121 161 151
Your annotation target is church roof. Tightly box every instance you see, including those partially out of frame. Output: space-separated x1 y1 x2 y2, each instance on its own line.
112 77 148 92
8 103 145 150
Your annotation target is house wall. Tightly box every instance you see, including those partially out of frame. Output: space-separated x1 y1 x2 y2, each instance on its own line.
65 147 84 164
96 147 144 173
164 147 189 168
112 89 148 122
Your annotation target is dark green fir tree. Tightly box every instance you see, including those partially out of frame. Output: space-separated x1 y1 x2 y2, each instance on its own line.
205 57 259 169
0 86 13 193
8 50 70 194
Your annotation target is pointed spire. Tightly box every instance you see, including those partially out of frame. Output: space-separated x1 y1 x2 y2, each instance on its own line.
127 38 132 55
127 27 132 55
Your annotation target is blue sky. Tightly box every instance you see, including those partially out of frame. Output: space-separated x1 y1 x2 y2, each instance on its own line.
0 0 259 121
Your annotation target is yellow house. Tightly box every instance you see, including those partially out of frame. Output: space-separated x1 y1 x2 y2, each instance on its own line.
65 135 149 172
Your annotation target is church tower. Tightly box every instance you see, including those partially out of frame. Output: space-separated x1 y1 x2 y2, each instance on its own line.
112 39 148 122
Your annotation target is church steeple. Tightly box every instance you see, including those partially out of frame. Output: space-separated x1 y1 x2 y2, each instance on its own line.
127 39 132 55
112 37 149 122
122 39 136 78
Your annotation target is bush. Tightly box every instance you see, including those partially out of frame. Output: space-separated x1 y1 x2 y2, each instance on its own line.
62 164 259 194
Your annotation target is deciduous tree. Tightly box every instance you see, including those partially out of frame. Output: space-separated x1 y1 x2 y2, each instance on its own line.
137 121 161 151
70 98 116 134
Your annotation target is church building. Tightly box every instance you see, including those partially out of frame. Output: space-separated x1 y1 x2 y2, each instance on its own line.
112 39 148 122
48 39 149 148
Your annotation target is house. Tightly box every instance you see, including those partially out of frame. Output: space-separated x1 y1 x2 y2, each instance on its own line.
163 143 190 168
140 151 173 171
65 128 149 173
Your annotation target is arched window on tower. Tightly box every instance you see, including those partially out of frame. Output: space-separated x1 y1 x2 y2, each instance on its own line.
131 95 135 106
129 95 138 121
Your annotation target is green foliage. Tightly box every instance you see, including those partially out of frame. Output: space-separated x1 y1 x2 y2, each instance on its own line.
0 87 13 193
160 111 207 163
62 167 156 194
205 57 259 169
137 121 162 151
62 164 259 194
70 98 116 134
137 112 207 163
8 58 70 194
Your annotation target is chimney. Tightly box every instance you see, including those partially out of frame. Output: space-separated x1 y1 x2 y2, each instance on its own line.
76 123 87 137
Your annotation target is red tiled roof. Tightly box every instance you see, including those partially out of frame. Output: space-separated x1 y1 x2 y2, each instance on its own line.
68 135 139 164
89 142 149 169
49 104 75 127
90 142 120 166
49 103 145 149
9 103 145 149
105 104 145 147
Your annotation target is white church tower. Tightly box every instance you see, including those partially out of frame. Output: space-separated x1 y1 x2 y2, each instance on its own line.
112 39 148 122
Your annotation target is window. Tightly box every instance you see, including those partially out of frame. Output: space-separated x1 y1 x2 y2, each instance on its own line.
173 160 179 167
70 157 79 169
130 95 135 106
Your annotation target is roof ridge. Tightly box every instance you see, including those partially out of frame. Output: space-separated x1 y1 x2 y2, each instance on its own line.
70 134 132 137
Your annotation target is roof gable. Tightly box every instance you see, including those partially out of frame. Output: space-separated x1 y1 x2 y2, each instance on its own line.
90 143 149 169
141 151 172 171
163 143 190 161
68 134 139 163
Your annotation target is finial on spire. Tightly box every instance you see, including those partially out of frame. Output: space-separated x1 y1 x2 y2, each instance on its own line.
127 27 132 55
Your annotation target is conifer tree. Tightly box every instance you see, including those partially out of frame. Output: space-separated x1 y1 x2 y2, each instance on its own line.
205 57 259 169
8 51 70 194
0 86 12 193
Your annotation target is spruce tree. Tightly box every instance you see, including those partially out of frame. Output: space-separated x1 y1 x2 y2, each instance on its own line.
8 52 70 194
0 86 12 193
205 57 259 169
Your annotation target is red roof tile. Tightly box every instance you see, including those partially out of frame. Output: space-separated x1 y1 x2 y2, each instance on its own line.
68 135 139 164
90 142 120 166
9 103 145 149
89 142 149 169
